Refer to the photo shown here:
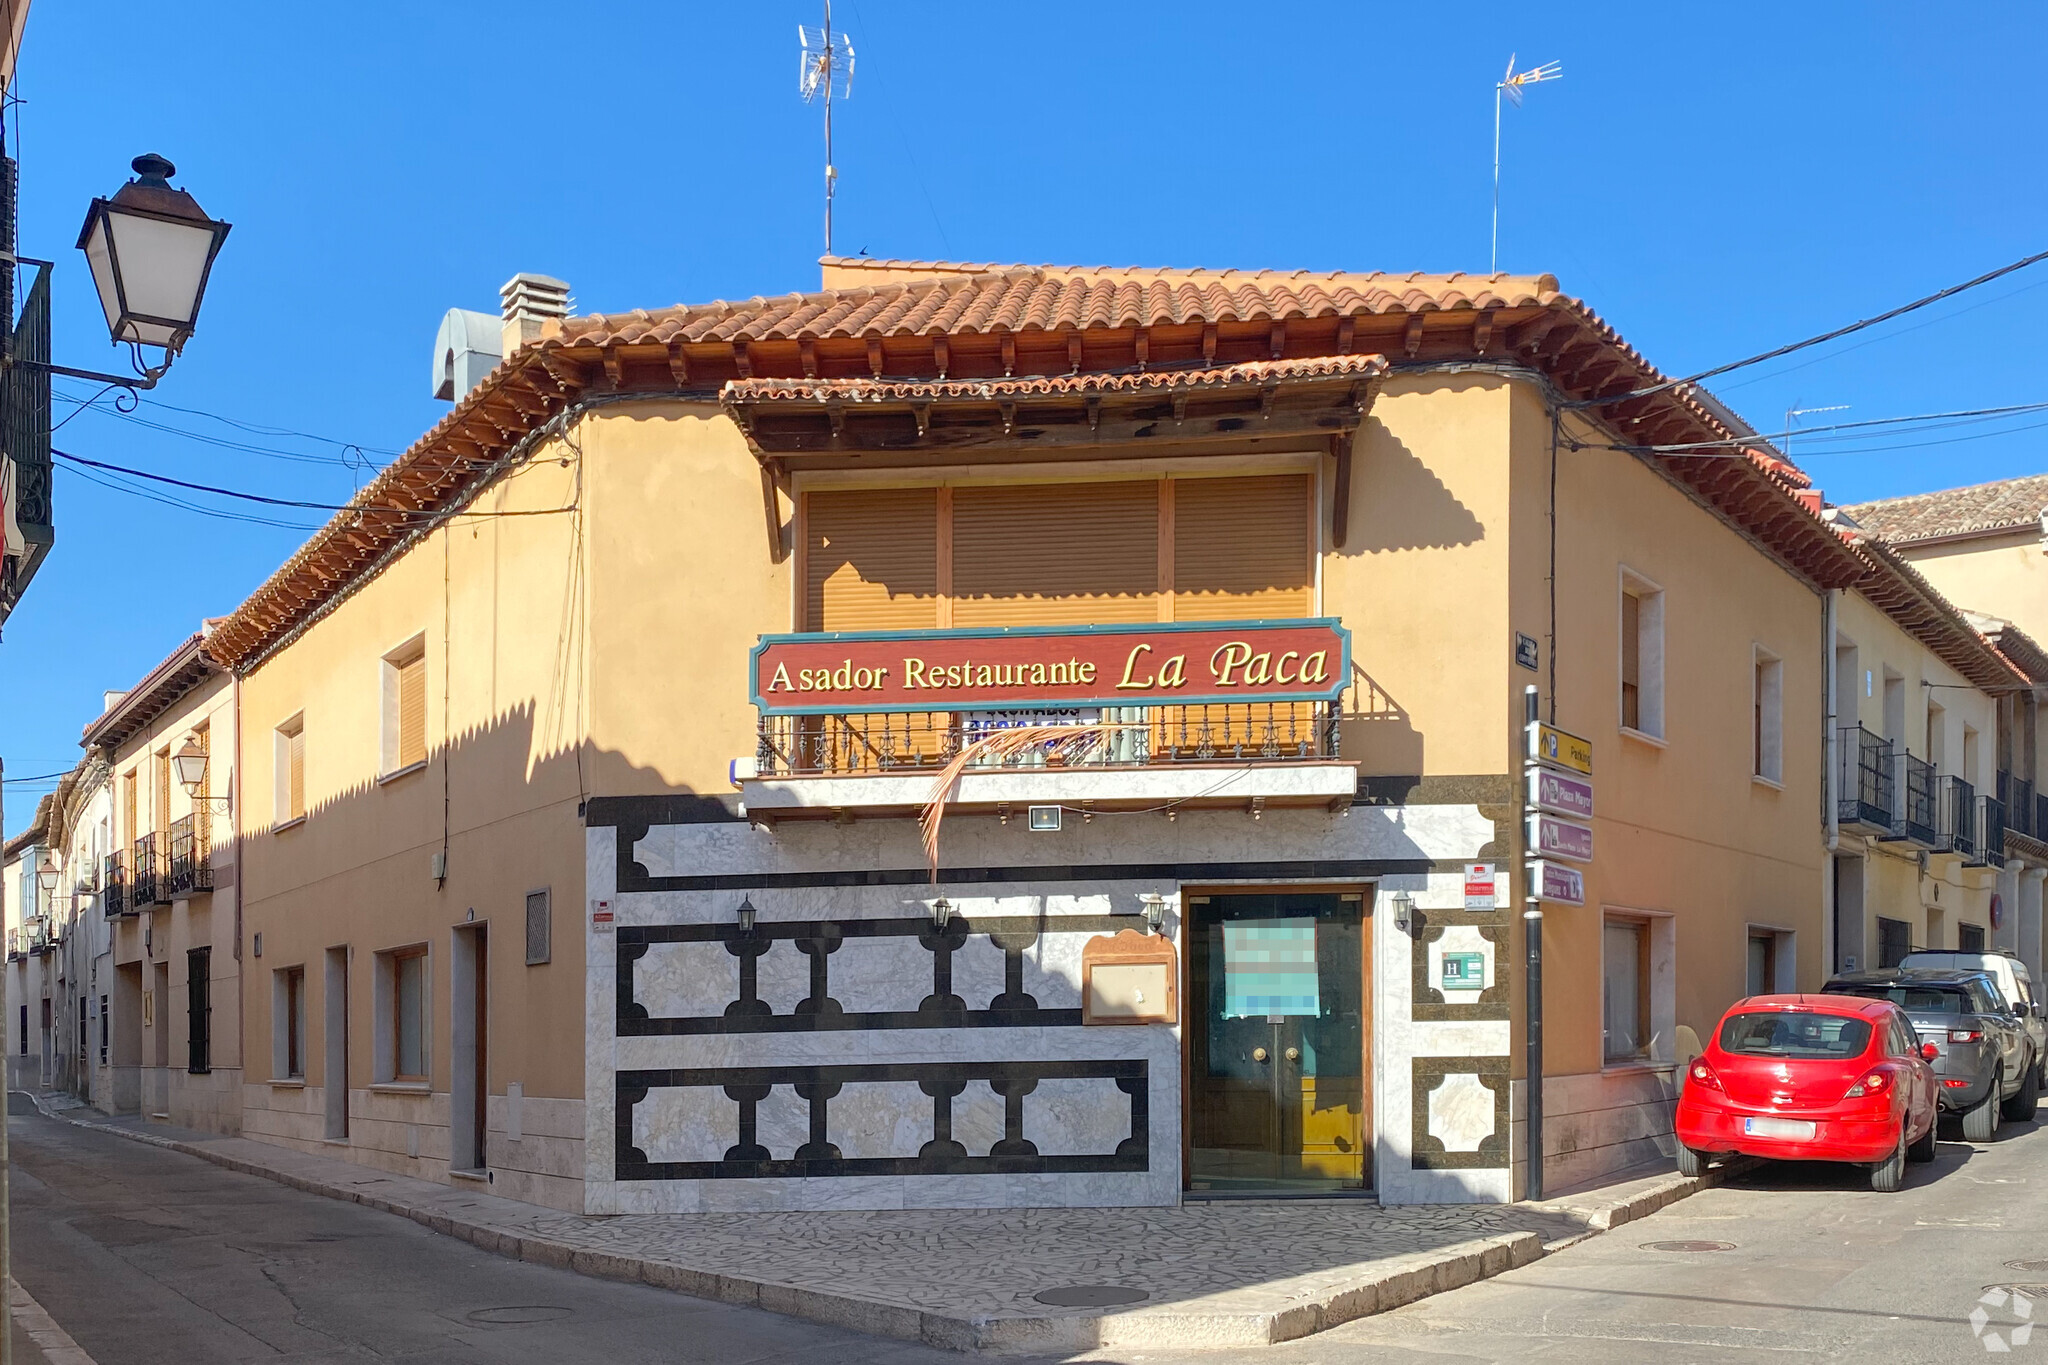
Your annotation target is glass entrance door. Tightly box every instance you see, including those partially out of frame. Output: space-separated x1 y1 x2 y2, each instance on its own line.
1187 891 1369 1193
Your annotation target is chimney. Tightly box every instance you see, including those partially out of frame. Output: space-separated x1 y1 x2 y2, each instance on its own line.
101 690 127 714
500 273 570 356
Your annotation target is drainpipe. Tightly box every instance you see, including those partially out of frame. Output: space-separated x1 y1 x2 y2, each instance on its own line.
1823 589 1840 977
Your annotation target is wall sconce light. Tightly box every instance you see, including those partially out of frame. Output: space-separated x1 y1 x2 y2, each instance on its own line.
736 896 758 934
36 855 58 895
1391 889 1415 934
930 896 953 930
1140 893 1168 935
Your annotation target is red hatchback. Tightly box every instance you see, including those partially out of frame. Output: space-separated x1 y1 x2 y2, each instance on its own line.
1675 994 1938 1192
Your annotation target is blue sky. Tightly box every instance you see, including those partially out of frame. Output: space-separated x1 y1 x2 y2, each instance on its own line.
3 1 2045 819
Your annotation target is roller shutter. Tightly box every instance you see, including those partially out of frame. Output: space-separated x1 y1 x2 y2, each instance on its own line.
1172 473 1312 620
804 487 939 631
952 481 1158 626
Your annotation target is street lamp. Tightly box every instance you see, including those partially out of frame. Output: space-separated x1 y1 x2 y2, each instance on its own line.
35 855 57 896
173 737 231 806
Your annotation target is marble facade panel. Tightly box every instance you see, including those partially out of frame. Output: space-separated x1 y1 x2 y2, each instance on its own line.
637 941 737 1019
753 942 811 1014
829 937 930 1013
952 1085 1007 1155
755 1085 809 1157
950 935 1009 1009
831 1081 929 1158
633 1087 731 1165
1023 1076 1129 1156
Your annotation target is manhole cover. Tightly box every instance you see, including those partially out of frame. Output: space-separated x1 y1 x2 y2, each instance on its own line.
465 1306 575 1326
1034 1285 1149 1308
1641 1240 1737 1252
2007 1260 2048 1274
1986 1284 2048 1298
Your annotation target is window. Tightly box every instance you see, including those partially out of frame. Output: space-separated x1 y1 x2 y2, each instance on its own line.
154 746 171 833
17 1005 25 1056
380 946 429 1082
1959 923 1987 952
1753 647 1783 783
1877 916 1912 969
1619 569 1665 738
1747 932 1777 996
188 947 212 1073
525 888 552 966
79 997 87 1062
275 966 307 1078
381 638 428 775
274 715 305 823
1719 1010 1871 1058
1603 918 1651 1061
98 995 108 1065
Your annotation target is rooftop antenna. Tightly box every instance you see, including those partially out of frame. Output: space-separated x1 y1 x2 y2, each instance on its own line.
799 4 855 257
1493 54 1562 274
1785 403 1851 456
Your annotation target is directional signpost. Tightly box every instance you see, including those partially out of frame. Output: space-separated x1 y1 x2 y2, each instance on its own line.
1520 688 1594 1201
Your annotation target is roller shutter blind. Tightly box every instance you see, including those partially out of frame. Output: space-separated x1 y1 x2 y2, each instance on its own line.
1172 473 1312 620
952 481 1158 626
805 488 939 631
396 654 427 769
287 727 306 821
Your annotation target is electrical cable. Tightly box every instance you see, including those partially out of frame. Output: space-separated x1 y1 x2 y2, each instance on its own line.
53 449 576 520
1 770 73 784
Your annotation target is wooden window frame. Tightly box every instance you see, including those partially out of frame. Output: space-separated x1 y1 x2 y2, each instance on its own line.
380 634 429 779
274 714 306 826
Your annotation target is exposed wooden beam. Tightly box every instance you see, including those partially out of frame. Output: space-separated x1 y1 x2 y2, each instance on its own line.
1472 308 1497 355
733 342 754 380
1000 333 1016 377
666 341 691 386
867 336 885 378
800 337 818 379
602 346 626 391
1402 314 1425 358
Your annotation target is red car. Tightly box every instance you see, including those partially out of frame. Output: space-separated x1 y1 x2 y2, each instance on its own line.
1675 994 1939 1192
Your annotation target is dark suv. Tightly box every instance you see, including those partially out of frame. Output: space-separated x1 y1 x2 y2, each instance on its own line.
1823 968 2039 1141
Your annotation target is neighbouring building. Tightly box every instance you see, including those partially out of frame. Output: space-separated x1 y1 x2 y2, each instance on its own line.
194 258 1897 1211
81 626 242 1133
4 800 54 1091
1844 474 2048 646
4 762 112 1103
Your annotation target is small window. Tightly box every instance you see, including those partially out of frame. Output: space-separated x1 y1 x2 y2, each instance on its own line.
1619 569 1665 738
381 638 428 775
1719 1010 1872 1058
98 995 108 1065
1603 918 1651 1061
391 947 427 1082
1753 647 1783 783
1959 923 1987 953
525 888 551 966
275 965 307 1079
187 947 212 1074
1877 916 1912 969
1746 931 1777 996
274 715 306 823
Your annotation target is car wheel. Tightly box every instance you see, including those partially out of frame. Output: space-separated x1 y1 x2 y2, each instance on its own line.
1870 1133 1907 1193
2004 1057 2041 1123
1965 1074 2002 1142
1907 1115 1938 1163
1676 1144 1707 1178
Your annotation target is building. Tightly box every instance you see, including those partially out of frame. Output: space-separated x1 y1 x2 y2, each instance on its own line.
191 258 1912 1211
80 626 242 1132
4 761 112 1103
4 800 54 1091
1843 474 2048 645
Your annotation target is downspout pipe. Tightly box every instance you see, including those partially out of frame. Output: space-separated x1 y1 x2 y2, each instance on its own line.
1823 589 1840 977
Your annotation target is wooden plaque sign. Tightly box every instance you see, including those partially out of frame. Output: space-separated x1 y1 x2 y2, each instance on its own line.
1082 929 1179 1026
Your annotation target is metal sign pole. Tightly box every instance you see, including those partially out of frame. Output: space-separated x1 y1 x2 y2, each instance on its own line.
1521 684 1544 1202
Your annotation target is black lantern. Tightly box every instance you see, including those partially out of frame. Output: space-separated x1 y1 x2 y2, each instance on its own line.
75 154 231 356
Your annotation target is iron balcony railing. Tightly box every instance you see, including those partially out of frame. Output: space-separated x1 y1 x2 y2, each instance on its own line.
1839 726 1895 832
1940 776 1978 861
2037 791 2048 846
103 852 126 917
1975 794 2007 867
130 835 160 907
166 815 212 896
754 700 1346 778
1999 771 2034 840
1896 753 1938 847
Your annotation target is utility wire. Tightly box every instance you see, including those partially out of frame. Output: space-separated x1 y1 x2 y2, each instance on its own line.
1 769 73 784
54 449 576 520
1574 248 2048 406
1613 402 2048 452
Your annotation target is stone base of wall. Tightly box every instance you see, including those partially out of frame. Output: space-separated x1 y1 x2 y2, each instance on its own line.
159 1068 242 1135
241 1083 583 1212
1509 1067 1680 1197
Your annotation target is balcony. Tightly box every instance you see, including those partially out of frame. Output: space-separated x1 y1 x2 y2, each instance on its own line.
743 701 1359 819
1889 752 1938 847
1975 794 2007 868
2000 771 2035 840
1939 776 1978 861
130 835 161 907
1839 726 1895 834
103 852 127 918
166 815 213 897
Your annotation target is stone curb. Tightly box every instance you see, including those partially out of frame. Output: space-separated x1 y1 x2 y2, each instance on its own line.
19 1094 1720 1353
10 1275 99 1365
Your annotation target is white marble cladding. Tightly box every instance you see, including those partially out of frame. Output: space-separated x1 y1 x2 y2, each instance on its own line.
587 801 1501 1211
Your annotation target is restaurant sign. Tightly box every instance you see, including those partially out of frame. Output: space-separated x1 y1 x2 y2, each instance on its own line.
751 619 1351 715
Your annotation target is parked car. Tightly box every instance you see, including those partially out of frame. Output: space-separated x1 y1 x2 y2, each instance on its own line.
1822 968 2037 1138
1675 994 1937 1192
1899 950 2045 1082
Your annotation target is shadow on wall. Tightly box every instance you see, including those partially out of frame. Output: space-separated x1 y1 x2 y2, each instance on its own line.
1343 665 1424 778
1343 417 1485 554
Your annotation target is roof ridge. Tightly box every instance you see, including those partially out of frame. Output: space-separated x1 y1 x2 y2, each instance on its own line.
1842 468 2048 512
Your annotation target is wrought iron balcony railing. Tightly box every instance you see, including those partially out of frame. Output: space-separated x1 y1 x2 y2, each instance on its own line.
1940 776 1978 861
103 852 127 917
1999 771 2034 840
1895 753 1938 847
166 814 212 896
130 835 160 907
1976 794 2007 867
753 701 1346 779
1839 726 1895 833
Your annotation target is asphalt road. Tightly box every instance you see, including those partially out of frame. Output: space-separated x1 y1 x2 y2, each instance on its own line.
6 1105 961 1364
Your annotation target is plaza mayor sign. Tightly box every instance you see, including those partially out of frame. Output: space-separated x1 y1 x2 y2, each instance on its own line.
751 619 1352 715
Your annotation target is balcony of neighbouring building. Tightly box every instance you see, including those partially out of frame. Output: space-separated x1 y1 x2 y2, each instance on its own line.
1839 726 1896 835
1939 776 1979 862
1884 751 1939 848
740 700 1360 820
1974 794 2006 868
2000 770 2035 841
165 815 212 897
130 835 162 907
102 851 126 917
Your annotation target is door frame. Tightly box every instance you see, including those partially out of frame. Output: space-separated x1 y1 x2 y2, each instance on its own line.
1180 881 1376 1196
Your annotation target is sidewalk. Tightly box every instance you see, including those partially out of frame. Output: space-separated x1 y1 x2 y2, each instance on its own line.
25 1095 1709 1353
10 1278 96 1365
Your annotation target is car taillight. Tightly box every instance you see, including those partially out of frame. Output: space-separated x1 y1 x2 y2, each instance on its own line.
1844 1070 1892 1099
1944 1078 1971 1088
1951 1029 1983 1043
1687 1059 1722 1091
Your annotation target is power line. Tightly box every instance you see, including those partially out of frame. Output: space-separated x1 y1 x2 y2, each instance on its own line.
1620 402 2048 452
1 769 74 784
1574 248 2048 407
54 449 577 522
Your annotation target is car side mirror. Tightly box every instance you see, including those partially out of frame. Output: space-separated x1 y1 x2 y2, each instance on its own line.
1922 1042 1941 1061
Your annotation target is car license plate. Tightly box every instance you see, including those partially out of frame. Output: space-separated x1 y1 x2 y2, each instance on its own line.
1743 1116 1816 1140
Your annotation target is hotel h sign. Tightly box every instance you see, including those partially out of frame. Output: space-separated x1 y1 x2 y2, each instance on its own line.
751 619 1351 716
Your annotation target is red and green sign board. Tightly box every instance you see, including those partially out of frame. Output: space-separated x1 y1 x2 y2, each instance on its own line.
751 619 1351 716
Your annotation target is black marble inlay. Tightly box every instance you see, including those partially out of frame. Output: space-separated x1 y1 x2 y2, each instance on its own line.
612 851 1438 896
615 1058 1149 1182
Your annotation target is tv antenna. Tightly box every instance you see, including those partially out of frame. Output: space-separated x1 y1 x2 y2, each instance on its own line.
1784 403 1850 456
1492 54 1562 273
799 4 855 256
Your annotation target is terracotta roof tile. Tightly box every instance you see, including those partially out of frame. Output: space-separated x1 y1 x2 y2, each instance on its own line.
1839 472 2048 545
724 353 1390 405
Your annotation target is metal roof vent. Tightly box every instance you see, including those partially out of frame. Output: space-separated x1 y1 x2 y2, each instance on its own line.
433 308 502 402
500 272 570 356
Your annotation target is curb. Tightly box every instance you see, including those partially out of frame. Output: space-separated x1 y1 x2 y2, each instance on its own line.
10 1276 99 1365
19 1093 1719 1353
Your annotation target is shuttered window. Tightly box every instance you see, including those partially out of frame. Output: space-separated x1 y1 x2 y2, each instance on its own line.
276 718 306 823
805 487 939 631
154 748 170 834
1172 474 1312 620
396 654 427 769
952 481 1158 626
